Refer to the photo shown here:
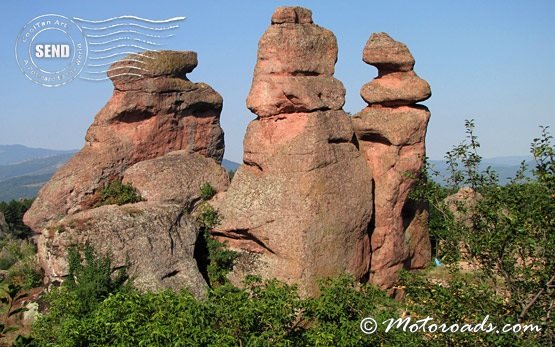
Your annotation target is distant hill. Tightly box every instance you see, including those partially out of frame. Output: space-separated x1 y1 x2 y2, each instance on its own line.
0 144 534 201
0 144 74 165
0 145 243 202
0 173 54 202
0 145 77 201
0 153 74 181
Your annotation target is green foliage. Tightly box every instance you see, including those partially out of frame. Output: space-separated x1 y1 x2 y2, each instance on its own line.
65 243 128 316
95 180 142 207
32 244 128 345
198 231 238 287
400 269 535 346
413 121 555 344
32 273 425 346
194 196 237 286
302 275 423 346
0 239 42 290
196 203 221 230
200 182 217 201
0 199 34 239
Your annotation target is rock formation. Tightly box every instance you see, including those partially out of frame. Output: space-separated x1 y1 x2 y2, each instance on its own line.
123 151 230 207
352 33 432 288
23 52 229 297
215 7 373 295
40 202 208 297
444 187 482 229
24 50 225 232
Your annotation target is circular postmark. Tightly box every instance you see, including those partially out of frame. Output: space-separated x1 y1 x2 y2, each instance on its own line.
15 14 88 87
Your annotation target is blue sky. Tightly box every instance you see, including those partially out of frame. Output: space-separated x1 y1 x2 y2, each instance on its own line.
1 1 554 163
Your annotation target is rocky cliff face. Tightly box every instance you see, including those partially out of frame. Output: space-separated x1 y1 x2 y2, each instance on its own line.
352 33 432 288
23 52 228 297
22 10 432 297
215 7 373 295
24 51 225 232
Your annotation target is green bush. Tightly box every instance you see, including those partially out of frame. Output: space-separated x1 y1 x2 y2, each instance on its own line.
413 121 555 344
0 239 41 290
32 244 128 345
95 180 142 207
200 182 217 201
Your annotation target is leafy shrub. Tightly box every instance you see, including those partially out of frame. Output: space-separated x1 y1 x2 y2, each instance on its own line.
196 203 221 230
65 243 128 315
0 284 29 340
413 121 555 344
194 197 237 286
6 257 42 290
95 180 142 207
32 244 128 345
200 182 217 201
0 239 41 290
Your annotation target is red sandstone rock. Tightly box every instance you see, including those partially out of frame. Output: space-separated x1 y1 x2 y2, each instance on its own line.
403 200 432 270
353 33 432 289
360 71 431 106
215 7 373 295
247 75 345 117
271 6 313 24
24 51 225 232
39 202 208 298
123 151 229 206
363 32 415 74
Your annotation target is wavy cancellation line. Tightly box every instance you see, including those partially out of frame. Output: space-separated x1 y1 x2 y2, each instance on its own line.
87 51 156 60
88 37 161 46
90 44 160 53
79 73 144 81
75 16 184 81
73 15 185 24
85 30 176 39
86 58 147 67
80 23 180 31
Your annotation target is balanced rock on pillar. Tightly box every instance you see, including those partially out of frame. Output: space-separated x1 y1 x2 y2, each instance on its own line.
216 7 373 295
352 33 432 289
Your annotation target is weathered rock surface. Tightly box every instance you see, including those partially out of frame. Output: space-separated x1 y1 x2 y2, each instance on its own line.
123 151 229 206
24 50 225 232
403 200 432 270
363 32 415 73
40 202 207 298
360 71 431 106
353 33 431 288
246 10 344 118
444 187 482 229
216 7 373 295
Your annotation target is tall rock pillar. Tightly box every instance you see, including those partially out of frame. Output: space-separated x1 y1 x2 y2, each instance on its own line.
352 33 432 288
216 7 373 295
